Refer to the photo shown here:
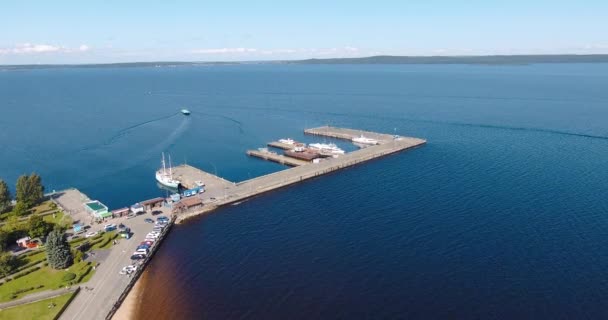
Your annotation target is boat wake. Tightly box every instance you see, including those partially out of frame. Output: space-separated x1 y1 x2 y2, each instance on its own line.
204 103 608 142
193 111 244 134
78 112 180 152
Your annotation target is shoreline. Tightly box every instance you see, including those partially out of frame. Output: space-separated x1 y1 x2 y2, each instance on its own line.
111 279 143 320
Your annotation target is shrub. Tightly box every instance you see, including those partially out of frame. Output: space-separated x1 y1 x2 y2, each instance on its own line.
76 266 92 283
62 272 76 282
12 266 41 279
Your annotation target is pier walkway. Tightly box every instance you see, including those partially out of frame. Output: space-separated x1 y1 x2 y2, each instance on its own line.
176 128 425 222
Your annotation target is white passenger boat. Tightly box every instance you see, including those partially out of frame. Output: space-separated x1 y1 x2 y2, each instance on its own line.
308 143 345 155
278 138 295 145
352 135 379 145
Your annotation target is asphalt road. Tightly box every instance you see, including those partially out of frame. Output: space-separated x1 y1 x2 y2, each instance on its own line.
59 208 171 320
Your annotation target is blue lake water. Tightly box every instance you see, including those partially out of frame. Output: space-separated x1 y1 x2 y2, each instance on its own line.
1 63 608 319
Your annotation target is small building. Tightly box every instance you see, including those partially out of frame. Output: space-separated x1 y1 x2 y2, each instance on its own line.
141 197 165 211
112 207 130 218
182 186 204 197
173 197 203 213
130 203 144 214
84 200 111 220
16 236 31 248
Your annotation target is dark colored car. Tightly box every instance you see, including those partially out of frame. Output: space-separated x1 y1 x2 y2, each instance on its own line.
151 210 163 216
144 218 154 223
130 254 146 260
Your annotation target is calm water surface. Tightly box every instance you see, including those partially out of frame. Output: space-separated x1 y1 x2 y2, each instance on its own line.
1 64 608 319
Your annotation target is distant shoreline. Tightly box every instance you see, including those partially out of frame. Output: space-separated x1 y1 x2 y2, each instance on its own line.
2 54 608 70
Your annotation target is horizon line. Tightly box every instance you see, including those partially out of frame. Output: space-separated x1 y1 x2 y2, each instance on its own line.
2 53 608 67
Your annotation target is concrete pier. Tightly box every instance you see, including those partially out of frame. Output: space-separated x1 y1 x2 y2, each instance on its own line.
175 127 426 223
305 126 397 143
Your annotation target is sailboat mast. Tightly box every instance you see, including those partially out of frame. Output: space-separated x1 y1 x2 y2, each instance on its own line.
161 152 167 175
169 154 173 178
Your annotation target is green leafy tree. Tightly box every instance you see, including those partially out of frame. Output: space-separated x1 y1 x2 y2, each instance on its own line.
27 215 52 239
0 179 10 212
3 215 22 233
0 252 16 277
45 229 73 269
0 230 8 251
15 173 44 208
12 201 28 217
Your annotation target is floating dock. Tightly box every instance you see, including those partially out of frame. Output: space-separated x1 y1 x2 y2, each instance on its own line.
267 141 297 150
246 149 309 167
175 126 426 223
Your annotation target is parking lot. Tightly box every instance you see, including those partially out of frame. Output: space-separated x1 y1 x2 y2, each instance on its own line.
59 206 173 320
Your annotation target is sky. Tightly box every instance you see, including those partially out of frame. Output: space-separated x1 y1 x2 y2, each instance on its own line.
1 0 607 64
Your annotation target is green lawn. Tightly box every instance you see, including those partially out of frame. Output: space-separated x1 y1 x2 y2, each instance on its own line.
42 210 71 228
0 291 76 320
32 201 55 215
91 231 117 250
22 251 46 264
0 261 94 302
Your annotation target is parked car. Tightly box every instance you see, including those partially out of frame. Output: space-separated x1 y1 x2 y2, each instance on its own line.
130 254 145 260
141 240 154 246
85 231 99 238
104 224 117 232
157 216 169 221
151 210 163 216
144 218 154 224
127 212 137 219
152 227 163 232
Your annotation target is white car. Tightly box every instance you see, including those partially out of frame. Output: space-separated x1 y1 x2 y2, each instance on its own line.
146 233 160 239
85 231 99 238
119 265 139 275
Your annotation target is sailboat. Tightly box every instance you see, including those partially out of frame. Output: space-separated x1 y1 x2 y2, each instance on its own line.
155 152 180 188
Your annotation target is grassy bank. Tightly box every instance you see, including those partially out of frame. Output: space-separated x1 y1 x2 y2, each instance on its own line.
0 291 76 320
0 261 93 302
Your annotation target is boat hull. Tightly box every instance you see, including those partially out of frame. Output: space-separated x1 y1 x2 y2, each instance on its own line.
155 171 180 188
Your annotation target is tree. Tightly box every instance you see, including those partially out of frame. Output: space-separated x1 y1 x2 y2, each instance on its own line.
45 229 73 269
15 173 44 209
12 201 28 217
0 179 10 212
28 215 52 239
0 252 16 278
0 230 8 251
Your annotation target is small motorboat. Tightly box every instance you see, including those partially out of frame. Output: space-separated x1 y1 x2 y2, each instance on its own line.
181 109 191 115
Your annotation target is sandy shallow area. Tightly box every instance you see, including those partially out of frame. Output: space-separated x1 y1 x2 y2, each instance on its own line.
112 280 143 320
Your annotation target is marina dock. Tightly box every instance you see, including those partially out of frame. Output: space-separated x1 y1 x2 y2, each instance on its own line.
246 149 309 167
58 126 425 319
267 141 297 150
304 126 396 143
176 126 426 223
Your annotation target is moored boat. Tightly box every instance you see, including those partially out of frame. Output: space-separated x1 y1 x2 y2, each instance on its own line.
156 153 180 188
308 143 345 155
352 135 379 145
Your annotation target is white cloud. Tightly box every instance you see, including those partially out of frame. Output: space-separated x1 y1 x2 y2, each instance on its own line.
189 46 362 58
0 43 91 55
191 47 258 54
